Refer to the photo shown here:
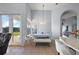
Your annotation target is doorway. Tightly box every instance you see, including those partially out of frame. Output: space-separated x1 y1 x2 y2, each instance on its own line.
60 10 77 38
9 15 21 46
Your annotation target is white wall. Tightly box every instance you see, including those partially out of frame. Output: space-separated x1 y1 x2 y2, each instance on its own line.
19 4 31 44
22 4 31 43
51 4 79 39
31 10 51 35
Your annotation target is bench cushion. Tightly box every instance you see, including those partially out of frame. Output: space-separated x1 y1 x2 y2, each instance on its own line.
33 39 51 43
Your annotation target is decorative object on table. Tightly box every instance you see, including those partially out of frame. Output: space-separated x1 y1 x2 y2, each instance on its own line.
77 30 79 40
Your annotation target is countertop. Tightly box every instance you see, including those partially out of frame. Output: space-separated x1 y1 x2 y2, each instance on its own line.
60 37 79 52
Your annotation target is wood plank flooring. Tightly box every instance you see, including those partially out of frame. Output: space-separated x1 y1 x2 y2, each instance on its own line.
6 39 58 55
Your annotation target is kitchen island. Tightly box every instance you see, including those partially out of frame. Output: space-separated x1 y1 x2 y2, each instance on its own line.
60 37 79 55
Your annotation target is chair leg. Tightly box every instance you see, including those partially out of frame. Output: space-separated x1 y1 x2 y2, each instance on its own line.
35 43 37 47
48 43 51 47
58 52 60 55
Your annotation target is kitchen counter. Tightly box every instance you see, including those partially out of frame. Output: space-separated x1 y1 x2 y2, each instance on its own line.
60 37 79 54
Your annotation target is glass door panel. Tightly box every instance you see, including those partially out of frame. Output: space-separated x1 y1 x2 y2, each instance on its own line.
12 15 21 45
2 15 9 33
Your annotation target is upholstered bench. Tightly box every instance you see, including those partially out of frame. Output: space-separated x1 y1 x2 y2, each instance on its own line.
33 39 51 47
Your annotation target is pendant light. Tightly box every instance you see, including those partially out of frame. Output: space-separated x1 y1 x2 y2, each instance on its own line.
40 4 46 25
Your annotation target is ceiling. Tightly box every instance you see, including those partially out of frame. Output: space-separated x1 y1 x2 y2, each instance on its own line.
28 3 61 10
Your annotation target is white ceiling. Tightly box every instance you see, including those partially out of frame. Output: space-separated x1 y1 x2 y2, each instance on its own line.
28 3 68 10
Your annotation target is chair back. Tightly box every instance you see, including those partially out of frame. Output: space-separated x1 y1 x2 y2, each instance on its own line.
4 33 12 45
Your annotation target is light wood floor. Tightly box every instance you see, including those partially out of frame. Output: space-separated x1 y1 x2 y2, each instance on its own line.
6 39 58 55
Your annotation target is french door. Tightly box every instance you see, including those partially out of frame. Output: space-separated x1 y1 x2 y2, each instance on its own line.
0 15 21 46
12 15 21 45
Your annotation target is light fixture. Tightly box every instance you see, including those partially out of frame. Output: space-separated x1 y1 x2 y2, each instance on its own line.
40 21 46 25
39 4 46 25
56 3 58 5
